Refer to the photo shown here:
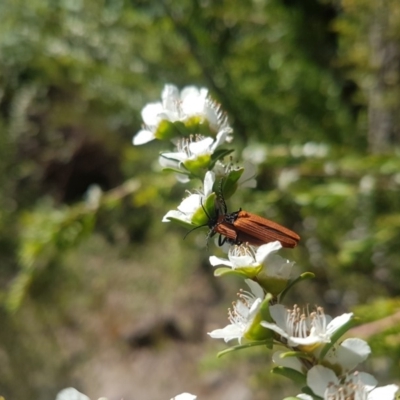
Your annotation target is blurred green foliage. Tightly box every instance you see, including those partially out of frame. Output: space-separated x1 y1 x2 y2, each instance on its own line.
1 0 400 398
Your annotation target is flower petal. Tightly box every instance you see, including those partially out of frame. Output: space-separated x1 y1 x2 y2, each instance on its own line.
162 210 189 223
203 171 215 196
211 129 229 150
141 102 164 125
133 129 155 145
255 241 282 263
307 365 338 397
269 304 288 329
357 371 377 390
368 384 399 400
181 87 208 115
209 256 233 268
333 338 371 370
228 254 257 268
159 152 188 164
260 321 289 338
171 393 197 400
162 84 180 114
245 279 264 299
326 312 353 335
295 395 313 400
208 324 243 343
55 388 90 400
237 161 257 188
189 137 213 155
178 194 201 214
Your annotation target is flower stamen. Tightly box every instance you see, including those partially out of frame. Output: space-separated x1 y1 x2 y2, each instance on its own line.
230 243 257 260
324 373 369 400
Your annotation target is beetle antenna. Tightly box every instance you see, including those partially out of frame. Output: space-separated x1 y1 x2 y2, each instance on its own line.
184 197 218 241
183 223 209 240
200 198 212 221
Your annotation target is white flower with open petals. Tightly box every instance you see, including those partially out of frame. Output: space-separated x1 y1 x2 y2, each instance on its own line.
209 243 263 271
209 241 294 293
133 84 232 145
159 130 229 179
261 304 353 350
162 171 214 225
159 136 214 168
305 366 399 400
134 85 199 145
208 280 265 344
209 241 286 271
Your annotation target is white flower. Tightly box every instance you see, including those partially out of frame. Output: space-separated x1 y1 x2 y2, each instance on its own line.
55 388 90 400
162 171 214 224
261 304 353 349
159 137 213 166
208 279 264 344
306 366 399 400
272 338 371 379
159 130 229 177
133 103 164 145
209 241 294 290
170 393 197 400
323 338 371 373
133 84 232 145
209 243 262 270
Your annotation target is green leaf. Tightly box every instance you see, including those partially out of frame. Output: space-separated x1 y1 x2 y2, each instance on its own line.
156 120 188 139
216 339 272 358
271 366 307 385
192 192 216 225
259 292 274 322
161 167 190 175
220 167 244 199
244 293 274 343
184 154 212 177
301 386 322 399
279 350 313 362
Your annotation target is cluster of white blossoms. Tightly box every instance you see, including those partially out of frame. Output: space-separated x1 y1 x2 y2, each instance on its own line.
133 84 234 183
132 84 399 400
56 84 399 400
